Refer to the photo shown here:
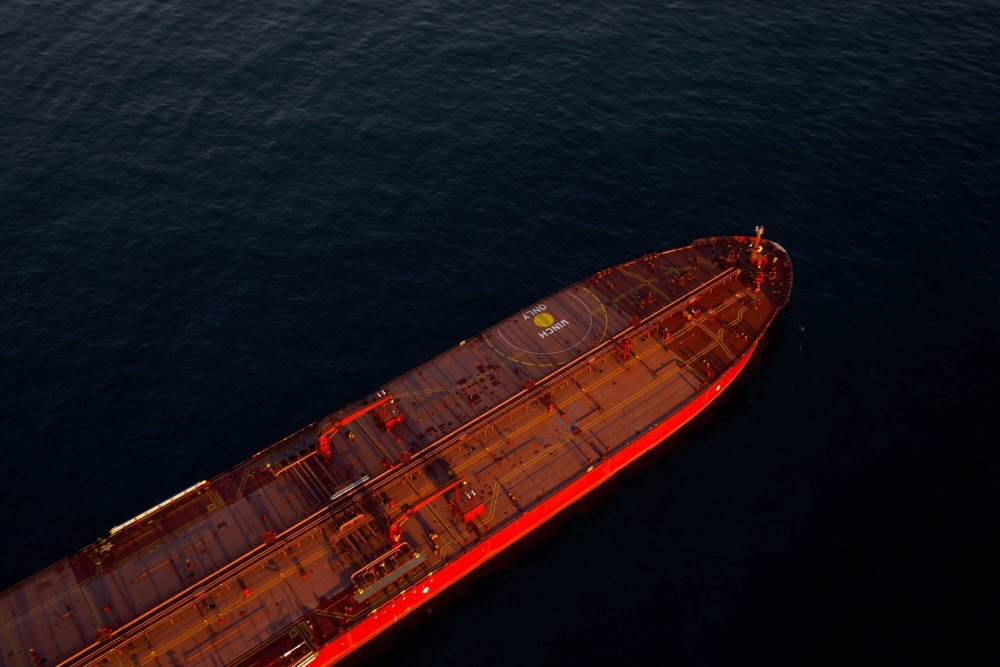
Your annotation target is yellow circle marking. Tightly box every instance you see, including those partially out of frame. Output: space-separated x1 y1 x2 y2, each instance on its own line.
533 313 554 327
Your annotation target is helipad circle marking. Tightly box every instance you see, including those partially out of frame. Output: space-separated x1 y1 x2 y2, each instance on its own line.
495 292 595 356
533 313 555 327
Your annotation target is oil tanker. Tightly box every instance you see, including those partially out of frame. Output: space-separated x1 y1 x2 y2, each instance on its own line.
0 230 791 667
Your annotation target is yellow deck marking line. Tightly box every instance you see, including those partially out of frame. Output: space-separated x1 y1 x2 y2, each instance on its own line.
134 532 337 666
485 332 725 522
443 365 632 480
436 515 482 558
449 307 726 488
674 286 750 351
448 410 560 479
340 272 756 500
235 465 255 500
354 419 393 462
645 279 674 303
73 578 105 637
176 285 767 663
131 526 241 584
482 356 689 520
618 266 674 303
485 348 710 517
210 488 227 510
211 307 740 619
39 283 761 664
342 285 756 565
368 335 686 514
401 478 460 546
424 501 459 546
483 285 610 366
616 262 734 327
313 604 368 622
439 297 739 568
716 327 736 360
9 502 230 625
693 319 736 361
386 385 600 512
136 557 175 579
493 351 688 474
621 259 732 305
710 302 753 361
600 264 675 308
580 285 610 342
179 607 271 663
79 503 231 585
70 581 105 643
484 330 557 369
384 410 551 507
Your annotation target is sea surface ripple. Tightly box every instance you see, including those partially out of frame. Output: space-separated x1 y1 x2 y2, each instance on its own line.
2 0 998 663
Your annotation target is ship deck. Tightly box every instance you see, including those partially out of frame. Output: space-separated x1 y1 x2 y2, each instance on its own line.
0 235 791 667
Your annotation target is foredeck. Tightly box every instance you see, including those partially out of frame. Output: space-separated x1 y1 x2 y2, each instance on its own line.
0 235 791 667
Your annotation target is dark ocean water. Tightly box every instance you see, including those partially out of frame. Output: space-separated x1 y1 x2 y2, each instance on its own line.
2 0 999 663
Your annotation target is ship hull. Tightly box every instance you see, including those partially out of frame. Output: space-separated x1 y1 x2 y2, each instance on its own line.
2 235 791 667
313 341 758 666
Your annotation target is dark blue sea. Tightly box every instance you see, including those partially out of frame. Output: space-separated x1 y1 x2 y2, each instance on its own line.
2 0 998 663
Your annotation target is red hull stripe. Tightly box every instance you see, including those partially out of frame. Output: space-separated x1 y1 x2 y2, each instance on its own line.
313 341 758 666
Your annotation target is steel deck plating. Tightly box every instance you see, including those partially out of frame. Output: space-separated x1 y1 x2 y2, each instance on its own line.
0 233 792 667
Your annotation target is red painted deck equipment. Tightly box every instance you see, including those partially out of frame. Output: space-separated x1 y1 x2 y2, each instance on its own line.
0 233 791 667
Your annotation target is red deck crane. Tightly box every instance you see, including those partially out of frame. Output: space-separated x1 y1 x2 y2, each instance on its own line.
388 477 466 543
317 393 394 462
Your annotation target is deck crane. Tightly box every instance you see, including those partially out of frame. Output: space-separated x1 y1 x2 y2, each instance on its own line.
317 392 394 462
388 477 466 543
749 225 768 292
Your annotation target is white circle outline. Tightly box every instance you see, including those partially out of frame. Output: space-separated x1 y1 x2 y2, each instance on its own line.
494 292 595 355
